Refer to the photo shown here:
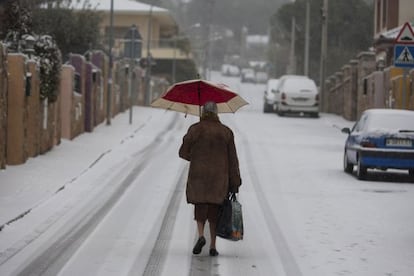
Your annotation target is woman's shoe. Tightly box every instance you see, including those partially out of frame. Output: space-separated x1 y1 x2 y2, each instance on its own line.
192 236 206 254
209 248 219 256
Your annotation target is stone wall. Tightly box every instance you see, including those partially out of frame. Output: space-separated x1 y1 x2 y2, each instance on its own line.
26 60 41 158
6 54 27 165
60 65 85 140
356 52 376 119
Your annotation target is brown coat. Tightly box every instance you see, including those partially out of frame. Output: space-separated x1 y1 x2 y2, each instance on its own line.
179 115 241 205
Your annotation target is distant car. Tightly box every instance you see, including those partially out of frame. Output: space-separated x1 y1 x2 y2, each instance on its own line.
221 64 240 77
342 109 414 180
263 78 279 113
255 71 268 84
240 68 256 83
274 75 319 117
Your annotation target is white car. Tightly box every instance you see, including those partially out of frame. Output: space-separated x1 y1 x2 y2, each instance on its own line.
275 75 319 117
240 68 256 83
263 78 279 113
255 71 268 84
221 64 240 77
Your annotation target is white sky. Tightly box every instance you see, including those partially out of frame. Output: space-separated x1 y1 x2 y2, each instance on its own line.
0 71 414 275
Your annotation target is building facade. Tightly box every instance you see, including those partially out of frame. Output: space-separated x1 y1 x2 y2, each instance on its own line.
373 0 414 66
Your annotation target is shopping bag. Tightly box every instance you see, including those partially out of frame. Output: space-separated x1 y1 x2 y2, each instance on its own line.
216 196 233 240
230 196 243 241
216 193 243 241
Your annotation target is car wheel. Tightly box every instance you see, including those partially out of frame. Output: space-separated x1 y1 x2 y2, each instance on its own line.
408 169 414 181
343 150 353 173
277 110 284 116
311 112 319 118
356 157 367 180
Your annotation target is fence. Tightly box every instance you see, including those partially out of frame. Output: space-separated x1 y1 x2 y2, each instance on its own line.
0 45 168 169
322 50 414 122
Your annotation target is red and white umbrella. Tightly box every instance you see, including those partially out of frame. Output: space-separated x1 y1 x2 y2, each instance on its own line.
150 79 248 116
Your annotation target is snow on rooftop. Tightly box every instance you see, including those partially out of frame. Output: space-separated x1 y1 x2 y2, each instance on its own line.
70 0 168 13
246 35 269 44
377 22 414 39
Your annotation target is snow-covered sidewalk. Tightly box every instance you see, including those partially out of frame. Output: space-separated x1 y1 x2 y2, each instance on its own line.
0 107 158 229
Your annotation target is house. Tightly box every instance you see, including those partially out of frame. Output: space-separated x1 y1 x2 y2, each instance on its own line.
72 0 195 82
373 0 414 66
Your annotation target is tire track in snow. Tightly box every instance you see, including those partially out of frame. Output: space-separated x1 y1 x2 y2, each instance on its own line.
232 122 303 276
1 113 181 274
140 166 187 276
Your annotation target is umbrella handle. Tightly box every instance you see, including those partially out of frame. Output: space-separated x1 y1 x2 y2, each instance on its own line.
198 80 201 118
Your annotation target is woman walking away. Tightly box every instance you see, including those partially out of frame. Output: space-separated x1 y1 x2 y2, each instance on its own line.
179 101 242 257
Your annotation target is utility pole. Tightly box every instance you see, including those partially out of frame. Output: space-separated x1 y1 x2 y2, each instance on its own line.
203 0 215 80
319 0 328 111
288 16 296 74
106 0 114 125
304 0 310 76
144 5 153 106
128 25 136 125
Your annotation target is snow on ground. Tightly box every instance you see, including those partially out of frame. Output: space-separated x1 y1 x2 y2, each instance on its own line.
0 71 414 275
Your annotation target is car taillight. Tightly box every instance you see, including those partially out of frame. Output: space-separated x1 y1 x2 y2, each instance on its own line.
360 139 376 148
281 92 286 100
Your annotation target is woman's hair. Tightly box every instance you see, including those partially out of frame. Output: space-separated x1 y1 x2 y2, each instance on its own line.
202 101 218 115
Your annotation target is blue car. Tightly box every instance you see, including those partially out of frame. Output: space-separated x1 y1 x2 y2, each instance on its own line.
341 109 414 180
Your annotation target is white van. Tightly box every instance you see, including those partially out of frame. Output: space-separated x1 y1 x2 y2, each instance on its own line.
275 75 319 117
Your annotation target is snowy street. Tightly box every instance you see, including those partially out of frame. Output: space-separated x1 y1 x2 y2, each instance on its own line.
1 71 414 276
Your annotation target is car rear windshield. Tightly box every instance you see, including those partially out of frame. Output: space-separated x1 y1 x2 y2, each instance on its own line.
284 79 317 92
368 113 414 131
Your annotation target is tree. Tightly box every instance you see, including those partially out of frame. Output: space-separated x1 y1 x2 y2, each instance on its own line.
31 1 102 61
1 0 62 103
270 0 373 82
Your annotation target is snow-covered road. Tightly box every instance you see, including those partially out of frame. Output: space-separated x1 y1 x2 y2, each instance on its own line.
1 71 414 276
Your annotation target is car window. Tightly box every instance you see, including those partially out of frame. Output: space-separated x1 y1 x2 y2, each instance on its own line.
353 114 367 132
283 79 317 92
367 113 414 131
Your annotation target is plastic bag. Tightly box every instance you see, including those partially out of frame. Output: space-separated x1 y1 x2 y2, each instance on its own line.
216 193 243 241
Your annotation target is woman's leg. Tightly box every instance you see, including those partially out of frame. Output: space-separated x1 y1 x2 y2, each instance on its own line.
197 220 205 237
209 221 216 249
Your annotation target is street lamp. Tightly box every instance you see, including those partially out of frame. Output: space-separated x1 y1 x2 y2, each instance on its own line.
319 0 328 112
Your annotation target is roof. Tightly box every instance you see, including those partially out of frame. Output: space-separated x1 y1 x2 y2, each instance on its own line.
375 22 414 40
71 0 168 13
246 35 269 45
364 108 414 115
68 0 177 30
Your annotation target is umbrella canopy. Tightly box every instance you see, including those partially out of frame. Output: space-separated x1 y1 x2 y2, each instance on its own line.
150 79 249 116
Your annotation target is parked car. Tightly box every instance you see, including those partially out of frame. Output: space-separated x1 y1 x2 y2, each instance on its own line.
240 68 256 83
263 78 279 113
255 71 268 84
274 75 319 117
341 108 414 180
221 64 240 77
